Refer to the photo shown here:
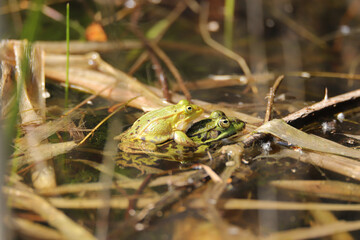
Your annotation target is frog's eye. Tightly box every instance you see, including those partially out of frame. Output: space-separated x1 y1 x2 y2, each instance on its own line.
219 118 230 128
185 106 193 113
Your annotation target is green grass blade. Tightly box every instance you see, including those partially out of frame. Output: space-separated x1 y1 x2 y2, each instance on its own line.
65 3 70 108
224 0 235 49
20 0 45 41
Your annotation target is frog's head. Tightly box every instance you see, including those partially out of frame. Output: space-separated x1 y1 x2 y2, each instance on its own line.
174 100 203 131
191 116 246 145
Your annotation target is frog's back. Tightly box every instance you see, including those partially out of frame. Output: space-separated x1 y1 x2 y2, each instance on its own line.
120 105 176 140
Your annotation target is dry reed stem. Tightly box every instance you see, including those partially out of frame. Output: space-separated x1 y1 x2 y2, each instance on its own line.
12 41 56 189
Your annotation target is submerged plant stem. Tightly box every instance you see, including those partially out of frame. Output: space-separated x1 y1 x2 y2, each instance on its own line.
199 3 257 93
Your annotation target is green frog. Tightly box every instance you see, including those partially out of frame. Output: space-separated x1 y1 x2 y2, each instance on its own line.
114 100 203 153
115 111 246 172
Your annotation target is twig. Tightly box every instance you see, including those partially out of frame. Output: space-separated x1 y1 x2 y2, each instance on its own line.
129 23 172 102
283 88 360 125
264 75 284 122
127 1 187 75
149 42 192 101
148 51 172 101
199 2 257 94
242 88 360 147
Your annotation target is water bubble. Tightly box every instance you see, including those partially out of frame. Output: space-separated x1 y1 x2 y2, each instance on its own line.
337 112 345 123
340 25 351 35
300 72 311 78
208 21 219 32
261 142 272 154
43 91 51 98
135 223 145 231
125 0 136 8
128 209 136 216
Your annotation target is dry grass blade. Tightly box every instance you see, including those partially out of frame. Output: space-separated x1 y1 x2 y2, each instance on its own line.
5 185 96 240
45 54 167 111
37 170 198 196
271 180 360 202
256 119 360 159
44 51 264 123
270 149 360 181
34 40 143 54
264 220 360 240
310 210 354 240
215 199 360 211
10 217 63 240
47 196 159 209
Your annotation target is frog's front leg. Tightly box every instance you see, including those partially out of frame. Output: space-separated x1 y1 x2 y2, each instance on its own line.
118 139 157 153
173 131 197 147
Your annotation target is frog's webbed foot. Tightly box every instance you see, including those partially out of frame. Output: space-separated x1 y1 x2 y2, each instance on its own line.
174 131 197 147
